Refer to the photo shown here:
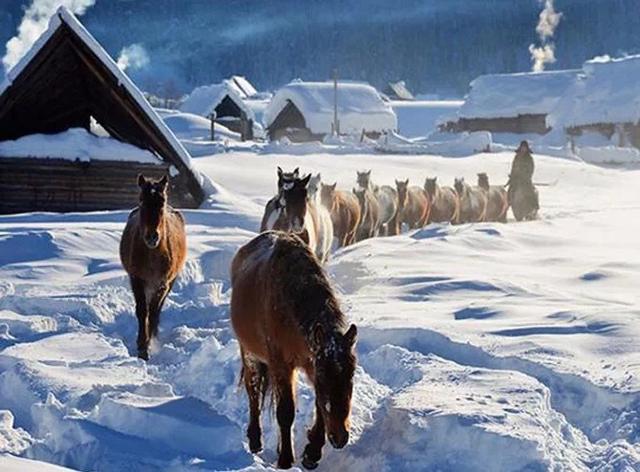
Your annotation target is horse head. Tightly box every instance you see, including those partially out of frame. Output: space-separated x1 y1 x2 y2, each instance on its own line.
282 173 311 233
137 174 168 249
307 173 322 202
320 183 337 209
477 173 490 191
356 170 372 190
395 179 409 209
454 177 466 197
424 177 438 199
277 166 300 192
311 322 358 449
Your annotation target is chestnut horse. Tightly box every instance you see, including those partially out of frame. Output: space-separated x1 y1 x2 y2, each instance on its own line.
357 170 399 236
260 167 300 232
320 183 361 247
352 187 380 241
231 231 357 469
120 175 187 360
272 174 333 263
424 177 459 224
454 177 487 224
396 179 430 230
477 173 508 222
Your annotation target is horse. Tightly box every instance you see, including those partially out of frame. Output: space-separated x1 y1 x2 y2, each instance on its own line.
260 167 300 232
320 183 361 247
453 177 487 224
356 170 399 237
231 231 357 470
477 173 508 222
424 177 459 224
305 173 334 259
307 173 322 202
509 174 539 221
395 179 430 230
352 187 380 241
273 174 333 263
119 175 187 360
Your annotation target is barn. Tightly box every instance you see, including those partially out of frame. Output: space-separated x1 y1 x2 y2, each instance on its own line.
0 7 205 214
444 70 578 135
263 81 397 142
547 55 640 148
180 80 255 139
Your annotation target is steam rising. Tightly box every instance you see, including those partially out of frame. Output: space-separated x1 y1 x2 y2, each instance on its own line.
2 0 96 72
116 43 150 71
529 0 562 72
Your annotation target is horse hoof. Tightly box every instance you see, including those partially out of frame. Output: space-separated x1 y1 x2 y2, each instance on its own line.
137 350 149 361
248 439 262 454
301 456 319 470
277 459 293 470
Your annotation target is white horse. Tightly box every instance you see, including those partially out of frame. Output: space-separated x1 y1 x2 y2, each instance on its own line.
306 173 334 261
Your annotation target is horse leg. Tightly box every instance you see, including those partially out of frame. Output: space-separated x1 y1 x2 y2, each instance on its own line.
130 276 149 360
302 399 326 469
149 280 172 339
274 366 296 469
242 351 268 453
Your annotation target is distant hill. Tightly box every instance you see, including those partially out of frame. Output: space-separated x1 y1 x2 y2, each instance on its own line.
1 0 639 97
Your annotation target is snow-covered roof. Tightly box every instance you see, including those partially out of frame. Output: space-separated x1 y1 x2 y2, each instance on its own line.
0 128 162 164
264 81 397 135
180 80 254 119
547 55 640 129
229 76 257 98
0 6 204 202
458 70 578 120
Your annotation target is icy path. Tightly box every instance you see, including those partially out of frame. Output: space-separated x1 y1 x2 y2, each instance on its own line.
1 151 639 471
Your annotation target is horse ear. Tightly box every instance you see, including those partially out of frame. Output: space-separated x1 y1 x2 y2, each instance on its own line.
313 323 325 347
434 177 438 183
366 170 371 176
277 166 283 177
344 324 357 346
293 167 300 178
137 174 147 188
331 182 337 190
159 175 169 191
404 179 409 185
301 174 311 187
352 188 357 194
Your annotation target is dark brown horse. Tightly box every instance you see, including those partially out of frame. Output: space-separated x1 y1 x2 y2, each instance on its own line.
424 177 459 224
454 177 487 224
320 183 361 247
231 231 357 470
120 175 187 360
396 179 430 230
477 173 508 222
352 188 380 241
260 167 300 232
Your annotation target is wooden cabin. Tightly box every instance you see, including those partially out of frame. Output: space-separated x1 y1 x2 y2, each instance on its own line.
444 70 578 135
0 7 204 214
264 81 397 142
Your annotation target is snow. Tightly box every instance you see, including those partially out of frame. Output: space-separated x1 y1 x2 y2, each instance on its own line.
391 100 463 138
180 80 255 121
547 54 640 129
229 76 258 99
1 146 640 471
458 70 578 119
263 81 397 136
0 7 201 184
0 128 161 164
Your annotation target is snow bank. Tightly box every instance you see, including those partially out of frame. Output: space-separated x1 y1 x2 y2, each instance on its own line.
263 81 397 135
548 54 640 129
459 70 578 119
0 128 161 164
180 80 255 120
163 112 240 142
377 130 492 157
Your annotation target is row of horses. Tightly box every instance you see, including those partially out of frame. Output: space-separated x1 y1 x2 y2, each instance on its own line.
260 165 537 263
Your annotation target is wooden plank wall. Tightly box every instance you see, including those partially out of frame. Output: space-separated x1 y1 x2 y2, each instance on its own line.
0 157 193 214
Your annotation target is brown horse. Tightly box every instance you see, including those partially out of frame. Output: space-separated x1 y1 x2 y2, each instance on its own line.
120 175 187 360
454 177 487 223
231 231 357 470
320 183 361 247
396 179 430 230
477 173 508 222
352 188 380 241
424 177 459 224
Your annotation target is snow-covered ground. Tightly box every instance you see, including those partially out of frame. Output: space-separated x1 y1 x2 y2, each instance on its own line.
1 149 640 471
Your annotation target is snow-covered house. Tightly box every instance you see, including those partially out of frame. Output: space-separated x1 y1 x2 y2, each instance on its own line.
228 75 258 99
180 80 255 139
547 55 640 148
445 70 578 135
0 7 204 214
263 81 397 142
383 80 414 101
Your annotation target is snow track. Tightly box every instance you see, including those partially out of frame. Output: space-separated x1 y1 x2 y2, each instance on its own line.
1 151 639 471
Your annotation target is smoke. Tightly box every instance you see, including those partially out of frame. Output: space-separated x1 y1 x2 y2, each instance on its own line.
3 0 96 72
116 43 150 71
529 0 562 72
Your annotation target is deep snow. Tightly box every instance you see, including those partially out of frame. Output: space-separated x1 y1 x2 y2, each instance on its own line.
1 149 640 471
